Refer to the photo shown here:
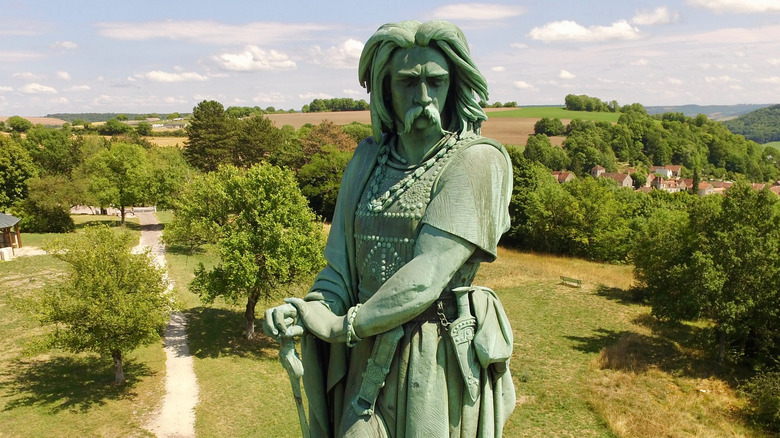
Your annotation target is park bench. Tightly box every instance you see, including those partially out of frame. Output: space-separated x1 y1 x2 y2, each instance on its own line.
560 276 583 287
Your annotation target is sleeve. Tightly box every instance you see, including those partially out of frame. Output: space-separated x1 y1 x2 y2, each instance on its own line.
421 141 512 262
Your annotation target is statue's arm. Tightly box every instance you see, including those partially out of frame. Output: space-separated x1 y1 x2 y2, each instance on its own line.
353 224 475 337
284 224 475 343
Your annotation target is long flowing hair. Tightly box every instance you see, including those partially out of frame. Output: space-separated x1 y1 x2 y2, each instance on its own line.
358 20 488 142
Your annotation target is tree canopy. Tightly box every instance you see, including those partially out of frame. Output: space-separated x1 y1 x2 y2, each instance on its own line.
169 164 326 338
33 226 173 384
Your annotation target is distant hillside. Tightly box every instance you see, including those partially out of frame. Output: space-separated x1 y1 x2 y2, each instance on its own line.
722 104 780 144
645 104 773 120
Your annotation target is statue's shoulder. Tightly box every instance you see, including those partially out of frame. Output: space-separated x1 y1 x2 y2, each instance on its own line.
453 134 509 163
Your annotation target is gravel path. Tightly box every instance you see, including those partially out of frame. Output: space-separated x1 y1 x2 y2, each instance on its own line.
133 212 199 438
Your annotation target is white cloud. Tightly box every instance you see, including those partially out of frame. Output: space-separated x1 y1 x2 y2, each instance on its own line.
756 76 780 84
559 70 576 79
65 85 91 92
491 66 506 72
137 71 209 82
513 81 536 90
665 78 683 85
704 75 740 83
510 43 528 50
432 3 525 20
342 89 363 97
632 7 680 25
631 58 650 66
214 46 296 71
767 58 780 66
56 71 71 80
0 51 42 62
528 20 642 42
0 86 13 92
49 97 69 105
253 92 287 104
299 92 333 100
96 20 332 45
20 83 57 94
309 39 364 69
687 0 780 14
12 72 45 80
52 41 78 50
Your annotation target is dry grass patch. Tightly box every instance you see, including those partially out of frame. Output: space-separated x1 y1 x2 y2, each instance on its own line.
144 136 185 147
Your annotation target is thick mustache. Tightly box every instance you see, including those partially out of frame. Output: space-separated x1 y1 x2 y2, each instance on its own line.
402 105 442 134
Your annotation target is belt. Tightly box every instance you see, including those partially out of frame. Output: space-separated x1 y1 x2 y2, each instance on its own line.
411 291 458 323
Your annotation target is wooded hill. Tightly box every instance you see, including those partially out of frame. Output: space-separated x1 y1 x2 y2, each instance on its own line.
722 104 780 144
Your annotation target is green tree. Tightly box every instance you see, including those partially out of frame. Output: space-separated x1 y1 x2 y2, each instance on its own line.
21 125 82 176
13 175 75 232
116 114 129 121
297 144 353 220
523 134 570 170
533 117 565 136
136 122 153 136
7 115 33 133
184 100 238 171
634 185 780 364
85 142 150 224
0 136 38 210
146 147 190 210
33 226 173 384
183 164 325 338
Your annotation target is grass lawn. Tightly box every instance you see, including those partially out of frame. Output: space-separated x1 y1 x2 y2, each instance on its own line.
763 141 780 148
158 205 767 437
0 220 165 436
491 107 622 123
22 214 141 249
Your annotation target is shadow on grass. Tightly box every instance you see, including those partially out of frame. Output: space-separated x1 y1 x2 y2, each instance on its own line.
567 316 737 380
75 219 142 233
595 284 644 305
0 355 150 413
186 306 279 361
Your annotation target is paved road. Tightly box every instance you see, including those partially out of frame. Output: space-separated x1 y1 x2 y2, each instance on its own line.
133 212 199 438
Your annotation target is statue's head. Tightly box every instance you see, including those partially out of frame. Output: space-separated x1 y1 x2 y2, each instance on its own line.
359 20 488 143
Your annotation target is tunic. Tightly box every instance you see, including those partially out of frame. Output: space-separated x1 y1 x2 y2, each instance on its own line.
301 132 515 438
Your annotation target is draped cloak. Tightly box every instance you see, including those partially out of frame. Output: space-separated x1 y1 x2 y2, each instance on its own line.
301 133 516 437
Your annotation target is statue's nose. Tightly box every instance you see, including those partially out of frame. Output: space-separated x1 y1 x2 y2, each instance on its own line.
415 82 432 106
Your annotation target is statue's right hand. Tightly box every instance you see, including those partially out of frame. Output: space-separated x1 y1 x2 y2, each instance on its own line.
262 303 299 339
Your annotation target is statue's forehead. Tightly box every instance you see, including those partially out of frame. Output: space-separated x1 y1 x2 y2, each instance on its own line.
390 46 449 73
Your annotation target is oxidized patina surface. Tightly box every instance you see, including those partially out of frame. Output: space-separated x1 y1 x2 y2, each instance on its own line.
264 20 515 438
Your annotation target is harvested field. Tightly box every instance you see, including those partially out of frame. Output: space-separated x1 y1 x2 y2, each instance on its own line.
145 137 186 147
266 108 549 147
0 116 67 126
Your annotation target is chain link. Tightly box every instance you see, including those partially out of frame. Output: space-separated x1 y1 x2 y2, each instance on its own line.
436 300 451 329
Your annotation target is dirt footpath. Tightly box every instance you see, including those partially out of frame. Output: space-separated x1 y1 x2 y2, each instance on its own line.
133 212 199 438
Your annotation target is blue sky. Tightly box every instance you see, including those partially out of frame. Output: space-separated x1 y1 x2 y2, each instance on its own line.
1 0 779 116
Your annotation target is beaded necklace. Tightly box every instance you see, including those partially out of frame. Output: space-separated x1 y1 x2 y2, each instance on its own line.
365 133 456 213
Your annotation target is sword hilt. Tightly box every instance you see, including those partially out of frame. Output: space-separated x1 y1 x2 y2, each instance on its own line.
452 286 473 318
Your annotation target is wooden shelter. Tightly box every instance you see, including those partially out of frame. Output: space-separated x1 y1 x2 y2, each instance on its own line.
0 213 22 249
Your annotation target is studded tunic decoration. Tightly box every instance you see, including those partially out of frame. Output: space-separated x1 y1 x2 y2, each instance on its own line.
355 135 461 299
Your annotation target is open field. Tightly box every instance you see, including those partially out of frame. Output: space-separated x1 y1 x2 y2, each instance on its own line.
143 136 186 148
155 208 764 437
0 116 67 126
0 215 162 437
266 108 566 147
764 141 780 148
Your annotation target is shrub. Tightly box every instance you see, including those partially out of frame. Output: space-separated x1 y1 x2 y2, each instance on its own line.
742 371 780 432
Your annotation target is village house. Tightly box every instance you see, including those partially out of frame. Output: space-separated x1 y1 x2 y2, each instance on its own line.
590 165 605 178
650 166 673 178
601 172 633 188
698 182 715 196
552 171 576 183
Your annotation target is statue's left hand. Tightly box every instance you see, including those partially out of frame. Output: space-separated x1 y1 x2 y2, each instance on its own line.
285 298 348 343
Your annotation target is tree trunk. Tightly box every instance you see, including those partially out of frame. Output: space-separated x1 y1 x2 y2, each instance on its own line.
717 331 726 364
112 350 125 384
120 205 126 225
245 295 258 340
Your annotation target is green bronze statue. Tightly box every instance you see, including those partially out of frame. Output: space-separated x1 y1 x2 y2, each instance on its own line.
263 20 515 437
